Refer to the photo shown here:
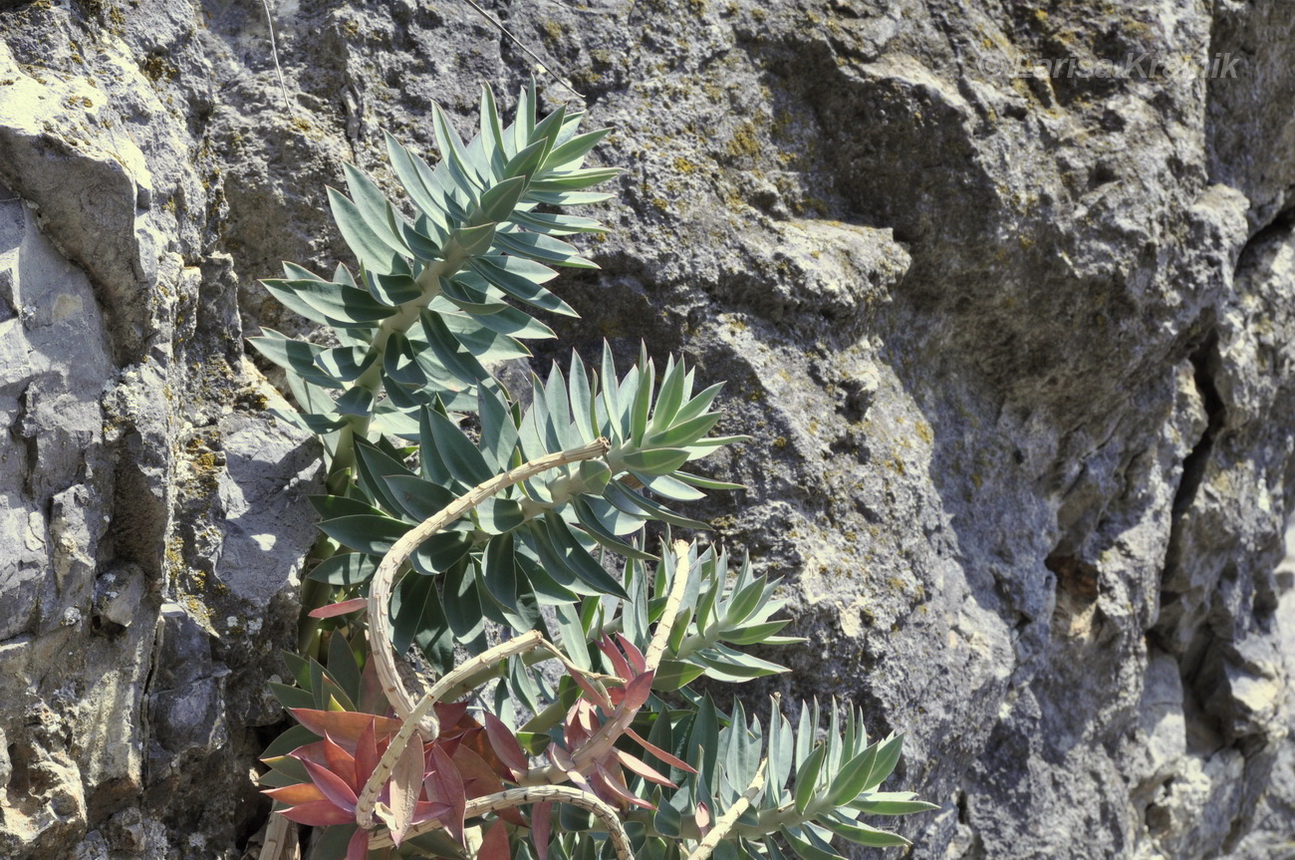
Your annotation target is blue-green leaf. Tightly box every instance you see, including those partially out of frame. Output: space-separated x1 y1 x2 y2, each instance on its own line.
503 139 549 183
849 792 940 816
335 386 374 418
469 256 575 316
382 331 427 387
426 407 493 486
780 826 843 860
527 168 621 192
262 278 396 327
315 345 378 384
816 814 910 849
381 475 455 522
385 132 448 225
306 553 378 586
442 560 487 643
482 532 541 632
794 744 827 815
474 497 526 534
317 514 408 556
540 128 611 172
432 103 484 192
408 530 475 576
419 309 491 386
365 267 423 306
511 210 607 236
492 230 597 268
353 439 414 517
391 568 453 666
446 222 497 258
571 498 653 560
472 175 527 225
603 480 708 530
542 513 629 598
248 330 341 389
618 448 691 476
342 163 413 258
327 187 406 275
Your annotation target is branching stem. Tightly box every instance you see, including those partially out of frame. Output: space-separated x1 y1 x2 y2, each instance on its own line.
366 785 631 860
357 438 611 825
686 759 767 860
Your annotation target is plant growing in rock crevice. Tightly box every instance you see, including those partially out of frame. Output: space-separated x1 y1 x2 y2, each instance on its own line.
254 80 935 860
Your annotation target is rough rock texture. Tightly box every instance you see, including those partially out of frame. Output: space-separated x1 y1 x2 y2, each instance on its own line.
1 0 1293 858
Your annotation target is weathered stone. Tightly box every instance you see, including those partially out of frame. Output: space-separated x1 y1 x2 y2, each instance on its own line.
0 0 1293 857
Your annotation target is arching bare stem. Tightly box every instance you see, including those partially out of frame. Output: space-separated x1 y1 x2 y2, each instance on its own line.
366 437 611 737
366 785 632 860
686 758 767 860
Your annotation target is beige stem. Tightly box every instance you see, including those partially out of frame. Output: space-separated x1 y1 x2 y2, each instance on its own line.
686 758 768 860
645 539 692 670
366 784 632 860
256 813 299 860
521 539 693 786
367 437 610 735
356 631 546 828
358 438 610 827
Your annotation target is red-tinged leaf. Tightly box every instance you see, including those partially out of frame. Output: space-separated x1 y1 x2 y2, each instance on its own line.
290 709 402 748
547 745 592 791
615 633 647 674
568 671 613 710
458 727 512 784
412 799 454 824
615 748 676 787
571 702 600 736
388 733 425 844
358 655 389 716
619 671 654 713
278 800 356 826
424 745 466 844
347 827 370 860
434 702 475 734
322 736 355 785
478 819 511 860
298 757 358 813
451 745 504 795
598 634 634 680
355 719 380 788
695 801 711 835
483 713 529 778
308 597 368 619
593 759 654 809
625 727 696 774
533 801 553 860
264 782 327 805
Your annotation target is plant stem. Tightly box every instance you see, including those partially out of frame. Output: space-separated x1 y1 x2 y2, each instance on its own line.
367 785 631 860
686 758 768 860
365 438 612 738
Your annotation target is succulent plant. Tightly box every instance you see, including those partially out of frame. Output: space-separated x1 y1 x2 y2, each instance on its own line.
254 81 935 860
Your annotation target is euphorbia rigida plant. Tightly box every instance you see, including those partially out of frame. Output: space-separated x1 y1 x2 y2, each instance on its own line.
251 80 936 860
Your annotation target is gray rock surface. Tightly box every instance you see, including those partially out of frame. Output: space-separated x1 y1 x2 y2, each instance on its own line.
0 0 1292 857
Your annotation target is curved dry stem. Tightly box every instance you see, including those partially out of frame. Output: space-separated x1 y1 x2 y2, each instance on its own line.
522 539 692 787
255 812 298 860
356 632 550 827
366 437 611 737
686 758 767 860
358 438 610 828
366 785 632 860
646 539 692 669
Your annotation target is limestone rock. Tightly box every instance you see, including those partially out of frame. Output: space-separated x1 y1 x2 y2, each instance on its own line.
0 0 1292 857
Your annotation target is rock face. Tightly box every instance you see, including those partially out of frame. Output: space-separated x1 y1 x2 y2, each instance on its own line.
0 0 1292 857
